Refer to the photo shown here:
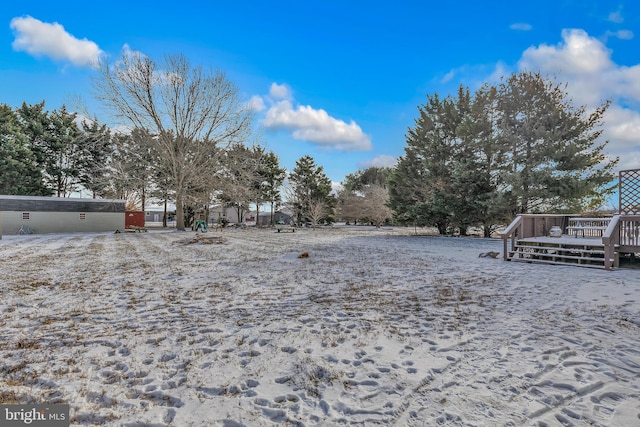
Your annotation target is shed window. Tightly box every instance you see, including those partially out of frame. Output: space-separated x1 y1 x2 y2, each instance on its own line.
79 213 86 220
22 212 30 220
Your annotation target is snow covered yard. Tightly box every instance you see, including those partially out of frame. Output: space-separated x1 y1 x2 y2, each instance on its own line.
0 227 638 426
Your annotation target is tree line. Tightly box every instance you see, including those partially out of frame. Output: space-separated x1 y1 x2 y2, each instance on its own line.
0 99 291 228
0 50 618 234
387 72 618 236
0 53 339 231
0 101 340 231
336 73 618 235
0 102 111 198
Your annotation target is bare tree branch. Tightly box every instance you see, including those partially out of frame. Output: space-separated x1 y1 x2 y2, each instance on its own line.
92 50 253 230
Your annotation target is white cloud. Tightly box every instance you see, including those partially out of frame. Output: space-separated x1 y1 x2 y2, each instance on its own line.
519 29 613 75
517 28 640 105
510 23 532 31
615 29 633 40
247 95 266 112
441 69 456 83
358 155 398 169
605 29 634 40
269 83 291 100
257 86 371 151
608 9 624 24
516 28 640 170
10 16 103 68
616 151 640 171
603 105 640 150
487 61 510 84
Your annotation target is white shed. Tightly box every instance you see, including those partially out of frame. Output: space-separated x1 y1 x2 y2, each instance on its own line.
0 195 125 236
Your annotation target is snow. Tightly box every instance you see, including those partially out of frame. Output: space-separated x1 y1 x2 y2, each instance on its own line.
1 226 639 426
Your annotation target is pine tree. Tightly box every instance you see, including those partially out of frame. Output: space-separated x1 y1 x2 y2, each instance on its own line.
78 119 114 198
16 102 90 197
0 104 49 195
389 73 618 234
388 93 460 234
261 151 286 225
289 155 335 225
497 72 617 214
453 84 509 236
342 167 392 193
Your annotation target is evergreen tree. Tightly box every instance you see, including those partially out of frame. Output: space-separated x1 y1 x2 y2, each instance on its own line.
289 155 335 225
452 84 509 236
497 72 617 213
16 102 91 197
107 128 159 209
17 104 87 197
78 118 114 198
248 145 269 224
389 73 618 234
342 167 392 192
16 101 49 177
388 93 459 234
0 104 49 195
261 151 286 225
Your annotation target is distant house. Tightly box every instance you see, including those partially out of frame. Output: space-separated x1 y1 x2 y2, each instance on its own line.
208 206 292 227
209 205 241 225
144 206 175 226
0 195 125 237
140 204 292 228
257 211 293 226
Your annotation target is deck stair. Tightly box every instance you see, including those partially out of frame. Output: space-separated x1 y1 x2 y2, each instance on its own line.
508 236 614 269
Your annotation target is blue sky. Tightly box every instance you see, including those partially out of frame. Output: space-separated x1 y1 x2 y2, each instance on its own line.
2 1 639 194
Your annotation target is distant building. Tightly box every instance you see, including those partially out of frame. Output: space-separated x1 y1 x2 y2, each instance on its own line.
144 206 175 226
209 205 242 225
257 211 293 226
0 195 125 237
208 206 292 227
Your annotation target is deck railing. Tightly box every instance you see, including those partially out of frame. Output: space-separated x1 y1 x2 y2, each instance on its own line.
502 215 522 261
602 215 620 270
618 215 640 251
501 214 575 261
602 214 640 269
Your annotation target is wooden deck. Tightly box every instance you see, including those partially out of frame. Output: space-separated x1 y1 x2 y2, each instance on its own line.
501 214 640 270
501 170 640 270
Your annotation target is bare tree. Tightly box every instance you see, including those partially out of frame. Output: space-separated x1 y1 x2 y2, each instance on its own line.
307 198 327 229
362 185 393 227
338 184 392 227
93 49 253 230
337 192 364 224
281 180 302 225
214 142 260 225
